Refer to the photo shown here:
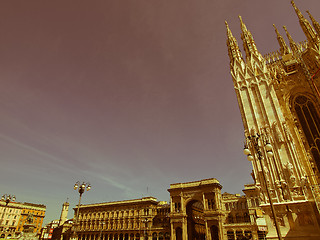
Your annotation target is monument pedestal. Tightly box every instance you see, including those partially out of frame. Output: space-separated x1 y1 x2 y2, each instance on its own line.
18 224 38 240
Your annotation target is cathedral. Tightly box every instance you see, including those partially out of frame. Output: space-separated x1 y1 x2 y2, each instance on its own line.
226 0 320 239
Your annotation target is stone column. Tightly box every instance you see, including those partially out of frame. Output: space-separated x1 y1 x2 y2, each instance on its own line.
170 223 175 240
180 195 185 213
182 216 187 240
218 218 223 240
202 193 207 210
205 220 211 240
215 191 220 210
170 197 174 212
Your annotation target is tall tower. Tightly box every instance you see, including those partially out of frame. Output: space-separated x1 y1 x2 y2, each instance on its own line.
59 201 69 226
226 1 320 239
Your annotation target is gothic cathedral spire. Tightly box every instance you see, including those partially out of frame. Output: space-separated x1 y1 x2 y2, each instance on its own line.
239 16 262 62
273 24 290 55
283 26 300 54
306 10 320 36
225 21 243 65
291 0 320 49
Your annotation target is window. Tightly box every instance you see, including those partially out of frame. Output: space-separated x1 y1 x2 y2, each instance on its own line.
244 231 252 239
236 214 243 223
227 231 235 240
236 230 243 239
258 231 266 240
244 213 250 222
294 95 320 173
227 214 233 224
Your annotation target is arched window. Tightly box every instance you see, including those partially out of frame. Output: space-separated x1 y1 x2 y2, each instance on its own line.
164 232 170 240
159 232 164 240
294 95 320 173
152 232 158 240
175 227 182 240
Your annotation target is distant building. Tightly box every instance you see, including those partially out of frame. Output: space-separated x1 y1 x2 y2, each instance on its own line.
40 220 60 240
222 192 253 240
69 179 263 240
74 197 170 240
0 200 46 238
59 202 70 226
51 219 73 240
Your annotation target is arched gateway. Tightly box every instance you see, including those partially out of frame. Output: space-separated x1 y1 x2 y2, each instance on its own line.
168 178 223 240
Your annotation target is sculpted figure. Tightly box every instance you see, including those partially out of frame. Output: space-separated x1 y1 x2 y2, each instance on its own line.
274 123 284 143
26 213 34 224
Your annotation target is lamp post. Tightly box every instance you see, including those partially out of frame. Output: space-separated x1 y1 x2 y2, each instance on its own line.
72 182 91 240
243 133 282 240
1 195 16 236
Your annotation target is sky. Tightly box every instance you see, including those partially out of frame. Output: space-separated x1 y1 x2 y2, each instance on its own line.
0 0 319 224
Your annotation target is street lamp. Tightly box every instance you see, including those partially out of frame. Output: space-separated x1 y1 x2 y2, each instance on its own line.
1 195 16 236
243 133 282 240
72 182 91 240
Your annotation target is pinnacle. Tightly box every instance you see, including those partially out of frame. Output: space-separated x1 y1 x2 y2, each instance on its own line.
273 24 290 55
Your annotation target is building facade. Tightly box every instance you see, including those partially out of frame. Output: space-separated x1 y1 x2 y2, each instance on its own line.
222 191 255 240
168 178 223 240
0 200 46 238
72 179 273 240
74 197 170 240
226 0 320 239
41 220 60 240
0 201 21 238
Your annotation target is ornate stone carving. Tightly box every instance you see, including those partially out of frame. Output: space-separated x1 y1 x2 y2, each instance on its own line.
273 123 284 143
285 162 297 187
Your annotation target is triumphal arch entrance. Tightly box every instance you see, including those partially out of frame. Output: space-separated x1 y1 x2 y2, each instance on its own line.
168 178 224 240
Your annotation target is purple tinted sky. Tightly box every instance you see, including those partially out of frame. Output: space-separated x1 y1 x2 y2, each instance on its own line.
0 0 319 223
